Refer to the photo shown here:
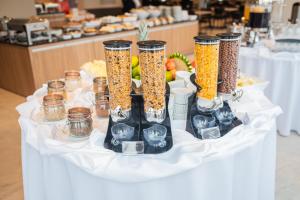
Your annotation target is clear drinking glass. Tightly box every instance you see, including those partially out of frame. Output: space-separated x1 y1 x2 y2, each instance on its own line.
137 40 166 123
111 123 135 146
143 124 167 148
103 40 132 122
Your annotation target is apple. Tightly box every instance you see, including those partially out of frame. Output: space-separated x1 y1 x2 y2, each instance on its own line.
166 58 176 71
132 55 139 68
166 71 173 82
132 65 140 77
191 60 196 68
170 69 176 80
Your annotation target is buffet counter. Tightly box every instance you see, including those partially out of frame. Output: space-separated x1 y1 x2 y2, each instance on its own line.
0 21 198 96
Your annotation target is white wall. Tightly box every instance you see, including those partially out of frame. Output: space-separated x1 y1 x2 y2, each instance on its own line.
0 0 35 18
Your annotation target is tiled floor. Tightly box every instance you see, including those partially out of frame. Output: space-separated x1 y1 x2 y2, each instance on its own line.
0 88 299 200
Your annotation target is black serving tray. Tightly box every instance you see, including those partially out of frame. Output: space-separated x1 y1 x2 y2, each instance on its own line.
103 82 173 154
185 74 242 139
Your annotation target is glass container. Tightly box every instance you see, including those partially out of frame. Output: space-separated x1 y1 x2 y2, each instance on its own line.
65 70 81 92
103 40 132 122
217 33 241 96
194 35 220 105
93 76 107 93
137 40 166 123
43 94 65 121
249 2 272 29
95 92 109 117
47 80 67 99
67 107 93 138
143 124 167 148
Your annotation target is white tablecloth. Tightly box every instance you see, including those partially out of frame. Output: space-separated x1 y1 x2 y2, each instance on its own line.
239 47 300 136
17 73 281 200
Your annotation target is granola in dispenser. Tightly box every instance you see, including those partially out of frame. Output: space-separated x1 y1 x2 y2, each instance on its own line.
137 40 166 123
103 40 132 121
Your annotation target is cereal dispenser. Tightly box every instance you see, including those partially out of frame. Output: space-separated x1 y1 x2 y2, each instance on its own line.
102 40 174 154
217 33 241 99
185 36 243 140
193 35 222 111
137 40 166 123
103 40 132 122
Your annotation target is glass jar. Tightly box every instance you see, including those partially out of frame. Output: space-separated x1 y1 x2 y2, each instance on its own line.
103 40 132 122
217 33 241 96
93 76 107 93
67 107 93 138
249 2 272 29
194 35 220 102
95 92 109 117
65 70 81 92
48 80 67 99
137 40 166 123
43 94 65 121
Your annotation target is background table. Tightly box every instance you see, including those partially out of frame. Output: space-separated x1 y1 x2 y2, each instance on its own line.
239 47 300 136
17 81 281 200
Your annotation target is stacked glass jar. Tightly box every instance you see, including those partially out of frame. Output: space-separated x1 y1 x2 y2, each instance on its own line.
47 80 67 99
103 40 132 122
193 36 220 110
137 40 166 123
64 70 81 92
43 94 65 121
67 107 93 138
217 33 241 98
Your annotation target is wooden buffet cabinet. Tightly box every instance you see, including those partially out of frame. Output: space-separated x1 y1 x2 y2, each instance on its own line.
0 21 198 96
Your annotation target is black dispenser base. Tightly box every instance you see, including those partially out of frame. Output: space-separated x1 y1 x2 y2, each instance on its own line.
185 74 243 139
104 83 173 154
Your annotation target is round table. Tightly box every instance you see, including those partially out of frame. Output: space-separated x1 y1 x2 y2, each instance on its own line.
239 47 300 136
17 75 281 200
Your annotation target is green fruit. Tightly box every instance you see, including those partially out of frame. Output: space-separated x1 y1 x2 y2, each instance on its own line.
132 55 139 67
166 71 173 82
169 52 192 72
132 66 141 77
134 75 141 80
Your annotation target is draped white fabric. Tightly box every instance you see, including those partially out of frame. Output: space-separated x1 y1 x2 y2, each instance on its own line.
239 47 300 136
17 72 282 200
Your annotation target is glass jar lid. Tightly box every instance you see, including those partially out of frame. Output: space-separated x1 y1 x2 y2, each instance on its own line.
103 40 132 49
65 70 80 78
48 80 65 89
68 107 91 119
216 33 241 41
93 76 107 83
137 40 166 50
194 35 220 44
43 94 64 106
